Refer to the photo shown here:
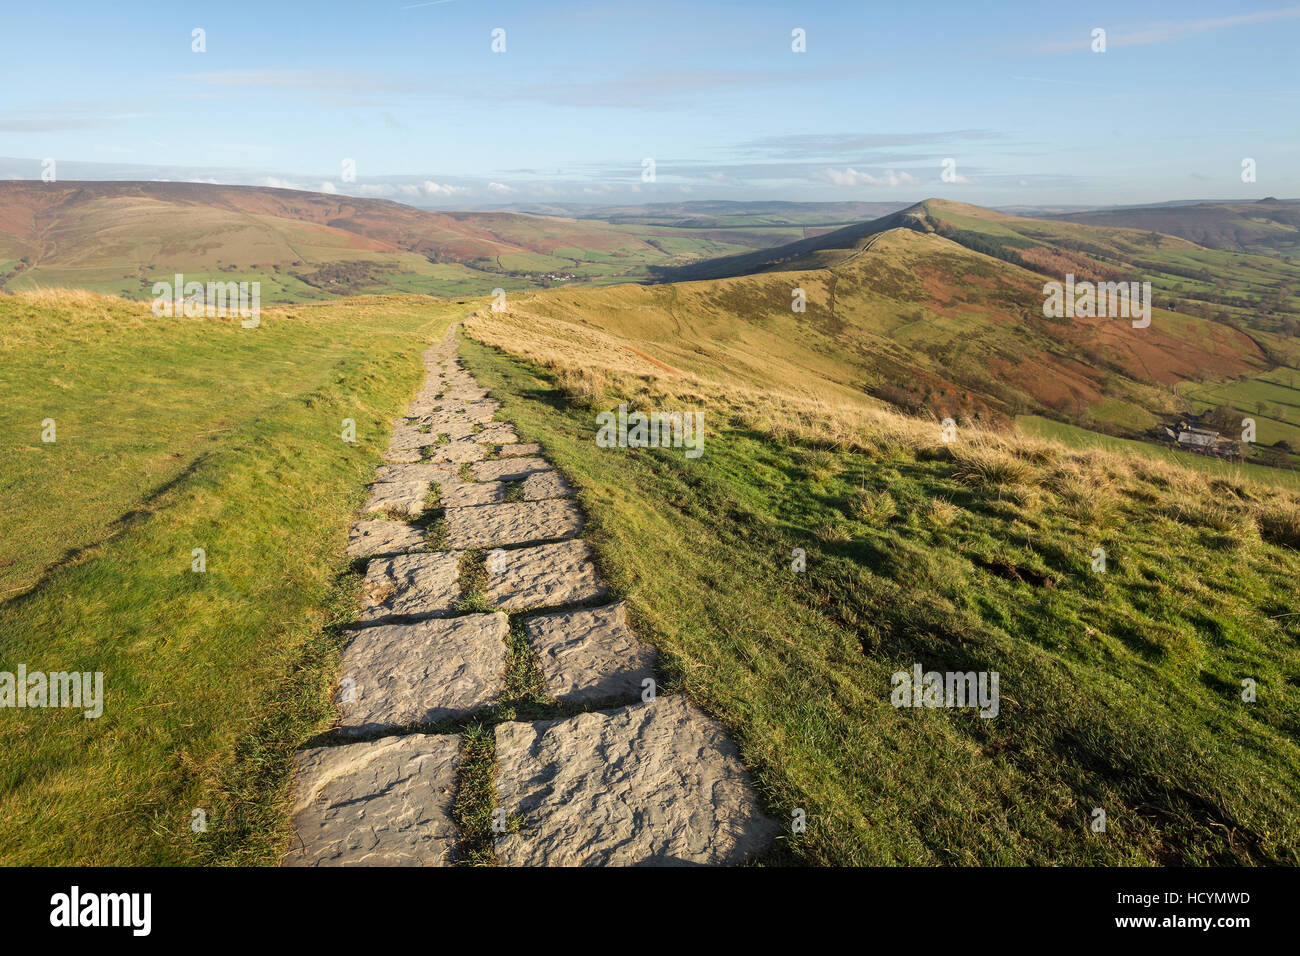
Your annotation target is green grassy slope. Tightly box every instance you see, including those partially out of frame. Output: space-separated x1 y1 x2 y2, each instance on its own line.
462 310 1300 866
0 291 459 864
643 199 1300 474
494 226 1278 456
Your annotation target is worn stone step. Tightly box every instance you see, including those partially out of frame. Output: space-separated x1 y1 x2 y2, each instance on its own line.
444 499 584 549
482 538 608 611
493 696 781 866
336 611 509 735
499 442 543 457
362 463 452 516
358 552 462 623
347 519 426 559
524 601 656 704
520 470 573 500
471 456 552 483
438 470 573 509
284 733 461 867
423 439 489 464
472 423 520 445
408 418 478 441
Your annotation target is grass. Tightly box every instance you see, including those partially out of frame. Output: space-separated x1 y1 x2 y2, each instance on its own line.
460 313 1300 866
0 290 459 864
1017 414 1300 491
451 724 500 865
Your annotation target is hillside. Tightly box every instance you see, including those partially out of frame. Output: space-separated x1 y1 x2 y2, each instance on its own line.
0 182 776 302
581 215 1277 437
462 294 1300 865
1053 198 1300 259
641 199 1300 466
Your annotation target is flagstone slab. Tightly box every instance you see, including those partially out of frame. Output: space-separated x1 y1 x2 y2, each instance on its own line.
359 552 463 623
363 482 428 516
444 499 584 549
439 480 509 508
347 519 427 559
409 418 478 441
374 462 455 483
520 470 573 500
493 696 781 866
362 464 455 516
424 439 489 464
471 456 552 483
284 733 461 867
382 449 425 464
473 423 519 445
499 443 544 457
387 424 437 453
524 602 655 704
336 612 508 735
482 538 608 611
442 401 499 424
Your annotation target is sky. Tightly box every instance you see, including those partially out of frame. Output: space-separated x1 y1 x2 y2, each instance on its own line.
1 0 1297 209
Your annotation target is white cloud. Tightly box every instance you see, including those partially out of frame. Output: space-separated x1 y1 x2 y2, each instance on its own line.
422 180 468 196
257 176 304 190
486 182 514 194
813 167 918 188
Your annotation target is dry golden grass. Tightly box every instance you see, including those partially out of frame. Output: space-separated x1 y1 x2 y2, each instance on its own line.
1254 498 1300 548
464 304 1300 541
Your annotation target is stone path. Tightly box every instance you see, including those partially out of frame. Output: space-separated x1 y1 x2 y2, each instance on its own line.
284 324 779 867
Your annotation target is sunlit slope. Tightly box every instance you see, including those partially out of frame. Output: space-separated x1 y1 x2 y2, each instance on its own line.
463 290 1300 865
0 290 461 864
663 198 1300 351
0 181 729 300
1054 198 1300 258
489 226 1266 433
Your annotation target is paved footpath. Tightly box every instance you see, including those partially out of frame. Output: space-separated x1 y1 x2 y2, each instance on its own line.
283 324 780 866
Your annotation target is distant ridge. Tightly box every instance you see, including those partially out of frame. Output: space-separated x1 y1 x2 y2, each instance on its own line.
1050 198 1300 257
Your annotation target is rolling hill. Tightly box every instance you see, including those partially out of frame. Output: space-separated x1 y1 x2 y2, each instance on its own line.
1052 198 1300 259
5 185 1298 470
0 182 784 302
639 198 1300 468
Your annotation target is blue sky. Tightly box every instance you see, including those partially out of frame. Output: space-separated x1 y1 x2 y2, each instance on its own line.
2 0 1297 208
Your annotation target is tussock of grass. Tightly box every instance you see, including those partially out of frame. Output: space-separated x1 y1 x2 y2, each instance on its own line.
848 488 897 524
1255 499 1300 549
950 439 1039 488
